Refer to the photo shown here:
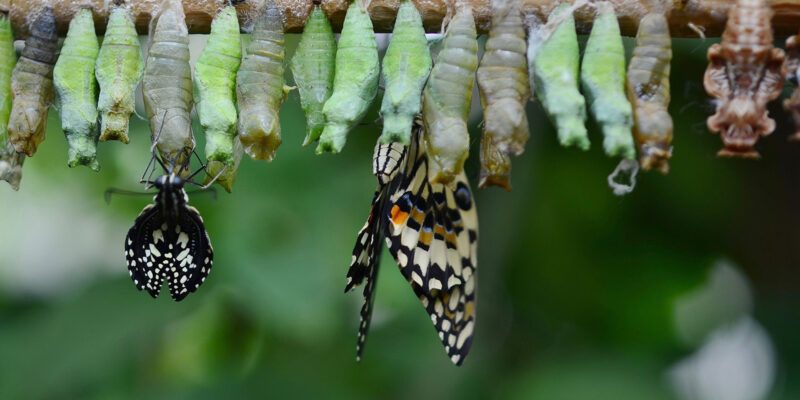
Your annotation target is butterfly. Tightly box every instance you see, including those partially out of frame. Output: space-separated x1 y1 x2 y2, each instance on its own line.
123 142 215 301
346 125 479 366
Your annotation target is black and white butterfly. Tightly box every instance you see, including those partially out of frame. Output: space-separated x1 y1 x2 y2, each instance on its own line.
123 144 216 301
346 125 479 366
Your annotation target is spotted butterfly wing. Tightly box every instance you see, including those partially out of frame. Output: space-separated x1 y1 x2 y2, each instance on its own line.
125 188 213 301
346 128 478 366
345 141 405 359
385 129 478 366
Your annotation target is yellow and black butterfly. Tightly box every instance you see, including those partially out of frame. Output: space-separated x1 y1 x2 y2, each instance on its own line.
346 125 478 366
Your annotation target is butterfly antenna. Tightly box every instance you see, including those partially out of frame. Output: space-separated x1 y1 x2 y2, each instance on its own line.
184 149 209 184
197 164 229 190
104 188 155 204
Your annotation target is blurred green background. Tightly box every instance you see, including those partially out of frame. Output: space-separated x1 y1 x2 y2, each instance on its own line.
1 33 799 399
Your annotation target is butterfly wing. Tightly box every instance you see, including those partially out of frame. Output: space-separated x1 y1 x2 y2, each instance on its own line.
345 142 407 360
385 129 479 366
125 203 166 298
124 194 213 301
168 204 214 301
344 191 385 359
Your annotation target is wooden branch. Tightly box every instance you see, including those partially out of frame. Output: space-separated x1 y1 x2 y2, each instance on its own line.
5 0 800 39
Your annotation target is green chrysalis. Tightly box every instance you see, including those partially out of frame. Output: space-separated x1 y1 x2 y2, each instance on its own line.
0 15 23 190
290 4 335 147
96 6 144 144
236 1 288 162
194 6 241 191
580 2 634 160
54 8 100 171
316 1 379 154
476 0 530 190
8 6 58 157
379 1 431 145
532 3 588 150
422 5 478 185
142 0 194 170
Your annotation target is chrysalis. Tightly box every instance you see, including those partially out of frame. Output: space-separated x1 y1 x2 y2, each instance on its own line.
704 0 785 158
347 125 478 366
96 5 144 143
476 0 529 190
784 33 800 139
0 14 23 190
54 8 100 171
422 4 478 185
142 0 194 170
194 6 241 191
532 3 588 150
379 0 431 146
626 13 673 173
580 2 634 160
8 6 58 157
316 1 379 154
290 3 335 147
236 1 288 161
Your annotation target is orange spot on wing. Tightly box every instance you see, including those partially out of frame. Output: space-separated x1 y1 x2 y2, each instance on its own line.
419 229 433 247
391 205 409 225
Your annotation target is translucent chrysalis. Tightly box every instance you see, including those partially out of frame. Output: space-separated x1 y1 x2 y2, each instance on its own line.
422 4 478 185
236 1 288 161
476 0 530 190
142 0 195 170
626 13 673 173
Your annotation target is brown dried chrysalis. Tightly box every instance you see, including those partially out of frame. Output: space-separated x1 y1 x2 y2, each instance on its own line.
783 33 800 140
704 0 785 158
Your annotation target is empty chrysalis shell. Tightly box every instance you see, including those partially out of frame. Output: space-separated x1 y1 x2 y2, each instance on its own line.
0 15 23 190
476 0 530 190
532 3 588 150
194 6 241 191
627 13 673 173
96 6 144 144
236 1 288 162
8 6 59 157
317 1 380 154
54 8 101 171
379 1 431 146
704 0 785 158
422 5 478 185
580 2 634 160
290 4 335 147
142 0 195 170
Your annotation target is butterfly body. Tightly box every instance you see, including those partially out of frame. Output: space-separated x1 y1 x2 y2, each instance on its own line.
347 128 478 366
125 173 213 301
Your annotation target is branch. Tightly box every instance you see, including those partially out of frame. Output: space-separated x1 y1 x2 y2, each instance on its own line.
5 0 800 39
